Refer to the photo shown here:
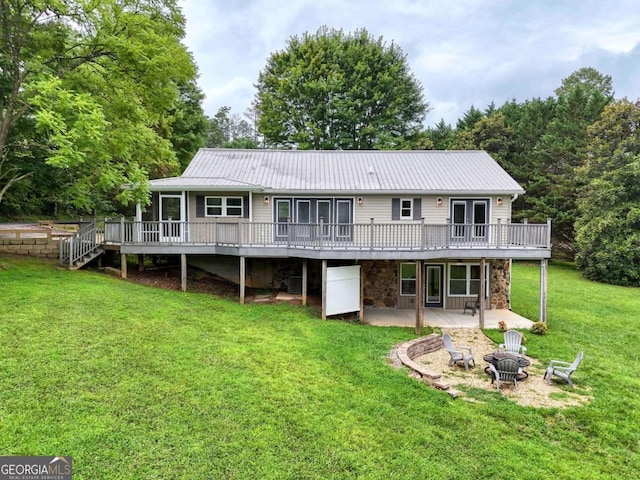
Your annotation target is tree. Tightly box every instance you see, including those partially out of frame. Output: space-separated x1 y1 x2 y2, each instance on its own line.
555 67 613 99
425 119 455 150
575 99 640 286
0 0 200 215
254 26 428 150
206 106 258 149
527 70 611 249
455 105 483 131
453 112 512 165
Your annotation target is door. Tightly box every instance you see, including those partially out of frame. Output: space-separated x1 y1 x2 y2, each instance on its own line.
452 201 467 240
275 199 291 241
472 201 487 239
316 200 331 239
159 194 183 241
335 199 353 241
294 199 312 241
451 199 489 242
425 265 443 307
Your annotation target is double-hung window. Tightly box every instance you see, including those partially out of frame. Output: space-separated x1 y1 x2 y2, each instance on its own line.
205 196 243 217
400 199 413 219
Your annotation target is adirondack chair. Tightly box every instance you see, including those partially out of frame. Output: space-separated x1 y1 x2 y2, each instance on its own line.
442 333 475 370
489 357 525 392
499 330 527 355
463 294 480 316
544 351 583 386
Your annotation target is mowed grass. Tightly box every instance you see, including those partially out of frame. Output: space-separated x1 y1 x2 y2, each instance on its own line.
0 256 639 479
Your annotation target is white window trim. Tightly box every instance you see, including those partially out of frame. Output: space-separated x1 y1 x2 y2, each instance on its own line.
447 263 489 297
400 198 413 219
205 196 243 217
399 262 417 296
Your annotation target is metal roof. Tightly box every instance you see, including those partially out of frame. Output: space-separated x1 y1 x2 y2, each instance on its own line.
149 149 525 195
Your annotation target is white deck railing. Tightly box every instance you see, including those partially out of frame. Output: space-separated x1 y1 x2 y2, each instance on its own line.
104 220 551 251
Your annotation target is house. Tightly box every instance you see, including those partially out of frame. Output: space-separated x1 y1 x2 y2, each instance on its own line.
96 149 551 328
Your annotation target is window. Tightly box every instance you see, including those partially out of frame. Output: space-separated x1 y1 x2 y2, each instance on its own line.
400 199 413 219
205 196 243 217
448 263 487 296
400 263 417 296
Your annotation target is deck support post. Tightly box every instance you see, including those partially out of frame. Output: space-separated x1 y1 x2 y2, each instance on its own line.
180 254 187 292
479 257 486 329
359 262 365 323
240 256 246 305
302 259 308 306
321 260 327 320
120 253 127 279
138 254 145 272
415 260 423 335
540 258 548 323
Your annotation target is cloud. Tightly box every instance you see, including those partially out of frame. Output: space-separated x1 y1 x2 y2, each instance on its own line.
179 0 640 125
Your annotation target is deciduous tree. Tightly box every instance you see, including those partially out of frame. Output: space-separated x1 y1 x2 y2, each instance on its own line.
255 27 428 150
0 0 202 215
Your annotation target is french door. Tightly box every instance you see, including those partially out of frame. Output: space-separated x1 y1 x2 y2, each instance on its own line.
451 199 488 242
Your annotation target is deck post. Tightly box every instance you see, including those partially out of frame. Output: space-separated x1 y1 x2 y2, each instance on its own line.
240 256 246 305
302 259 308 306
479 257 486 329
138 254 145 272
540 258 548 323
120 253 127 279
359 262 365 323
321 260 327 320
180 254 187 292
415 260 423 335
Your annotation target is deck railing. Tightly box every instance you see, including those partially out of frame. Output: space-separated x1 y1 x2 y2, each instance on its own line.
59 220 99 267
103 219 551 251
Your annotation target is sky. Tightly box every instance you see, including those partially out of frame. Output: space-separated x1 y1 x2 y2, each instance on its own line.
179 0 640 127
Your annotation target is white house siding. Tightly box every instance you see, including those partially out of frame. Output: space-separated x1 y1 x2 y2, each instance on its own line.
251 193 272 223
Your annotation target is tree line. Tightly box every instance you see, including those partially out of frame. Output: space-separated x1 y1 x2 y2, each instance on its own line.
1 13 637 286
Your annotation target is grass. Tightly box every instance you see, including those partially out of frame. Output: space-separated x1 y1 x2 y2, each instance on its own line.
0 256 639 479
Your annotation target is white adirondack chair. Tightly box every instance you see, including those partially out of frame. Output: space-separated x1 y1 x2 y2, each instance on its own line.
499 330 527 356
544 351 584 386
442 333 475 370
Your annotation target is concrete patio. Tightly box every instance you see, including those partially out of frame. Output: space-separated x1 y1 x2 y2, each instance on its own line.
364 307 534 329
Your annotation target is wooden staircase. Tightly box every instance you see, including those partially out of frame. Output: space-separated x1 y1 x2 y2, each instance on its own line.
59 220 104 270
67 247 104 271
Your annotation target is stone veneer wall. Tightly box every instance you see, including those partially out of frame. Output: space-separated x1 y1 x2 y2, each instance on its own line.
490 259 511 309
0 238 59 259
361 259 512 310
361 260 399 308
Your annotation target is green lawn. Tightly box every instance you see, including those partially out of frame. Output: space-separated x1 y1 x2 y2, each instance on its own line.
0 257 638 479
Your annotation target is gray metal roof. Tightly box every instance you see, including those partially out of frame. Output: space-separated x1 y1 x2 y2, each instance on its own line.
150 149 525 195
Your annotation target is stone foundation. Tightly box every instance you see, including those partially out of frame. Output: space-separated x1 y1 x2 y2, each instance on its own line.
361 260 399 308
490 259 510 309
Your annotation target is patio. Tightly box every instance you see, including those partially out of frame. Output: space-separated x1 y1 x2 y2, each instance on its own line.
364 307 534 329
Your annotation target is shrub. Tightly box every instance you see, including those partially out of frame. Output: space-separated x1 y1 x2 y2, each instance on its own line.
530 321 547 335
497 320 508 332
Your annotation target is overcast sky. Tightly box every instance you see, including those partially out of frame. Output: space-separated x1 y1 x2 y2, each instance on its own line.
179 0 640 127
